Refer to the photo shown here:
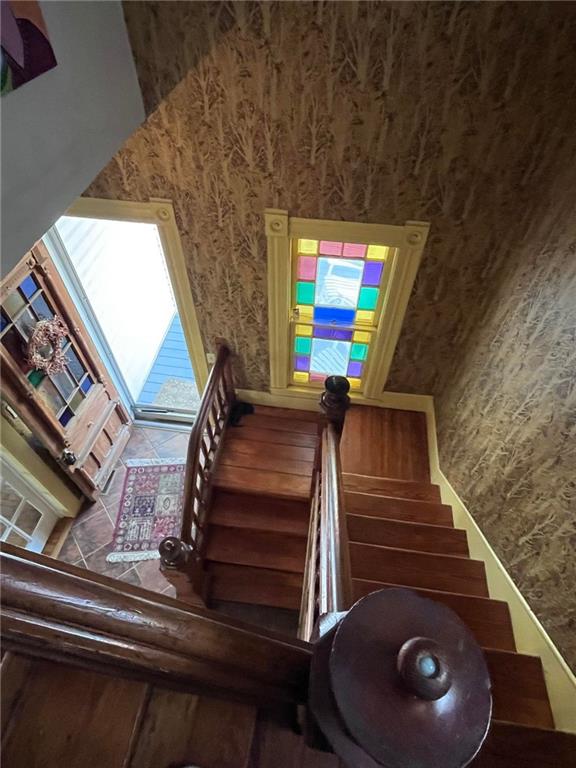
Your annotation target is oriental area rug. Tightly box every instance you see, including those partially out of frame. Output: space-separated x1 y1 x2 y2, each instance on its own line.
106 458 185 563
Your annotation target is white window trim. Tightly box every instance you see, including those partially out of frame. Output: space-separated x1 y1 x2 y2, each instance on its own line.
265 210 430 403
57 196 209 396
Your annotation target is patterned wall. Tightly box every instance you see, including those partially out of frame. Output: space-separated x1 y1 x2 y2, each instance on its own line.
86 2 576 667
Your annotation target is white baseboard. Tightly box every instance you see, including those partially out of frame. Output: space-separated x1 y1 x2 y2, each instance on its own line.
424 400 576 732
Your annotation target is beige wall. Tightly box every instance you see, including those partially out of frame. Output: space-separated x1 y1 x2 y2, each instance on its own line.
86 2 576 668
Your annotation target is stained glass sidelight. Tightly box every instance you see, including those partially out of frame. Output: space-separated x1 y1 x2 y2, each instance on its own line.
291 237 395 391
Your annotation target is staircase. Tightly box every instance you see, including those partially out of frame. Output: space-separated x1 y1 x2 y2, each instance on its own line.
2 396 575 767
339 406 560 738
204 405 322 631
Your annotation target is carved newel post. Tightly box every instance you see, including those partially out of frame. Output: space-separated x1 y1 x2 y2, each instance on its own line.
320 376 350 432
308 588 492 768
158 536 204 607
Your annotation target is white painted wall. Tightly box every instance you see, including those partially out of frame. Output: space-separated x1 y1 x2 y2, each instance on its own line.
55 216 176 401
1 1 144 277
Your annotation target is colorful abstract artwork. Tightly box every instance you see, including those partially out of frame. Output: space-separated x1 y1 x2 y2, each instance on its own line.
1 1 57 96
291 238 392 390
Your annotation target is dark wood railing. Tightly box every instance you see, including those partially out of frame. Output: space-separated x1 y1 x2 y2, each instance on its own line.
159 344 234 602
1 544 310 705
299 417 353 641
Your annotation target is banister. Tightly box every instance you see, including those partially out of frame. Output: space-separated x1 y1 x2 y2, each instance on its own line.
0 545 311 705
319 422 353 615
159 344 234 601
180 343 232 544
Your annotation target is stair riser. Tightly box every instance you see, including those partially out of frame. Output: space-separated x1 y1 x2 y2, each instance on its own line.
345 491 454 526
347 514 469 556
350 543 489 597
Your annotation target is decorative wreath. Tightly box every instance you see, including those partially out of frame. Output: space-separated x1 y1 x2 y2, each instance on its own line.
26 316 69 375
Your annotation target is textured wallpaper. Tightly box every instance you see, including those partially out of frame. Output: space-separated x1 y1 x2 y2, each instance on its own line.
86 2 576 668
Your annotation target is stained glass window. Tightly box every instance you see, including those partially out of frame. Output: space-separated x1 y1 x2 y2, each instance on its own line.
291 237 395 392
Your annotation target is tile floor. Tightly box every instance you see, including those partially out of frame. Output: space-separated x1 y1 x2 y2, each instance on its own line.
58 425 191 596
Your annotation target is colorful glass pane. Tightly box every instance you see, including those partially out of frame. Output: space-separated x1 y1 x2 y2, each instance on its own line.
296 305 314 321
295 324 312 336
294 336 312 355
80 374 93 394
52 370 75 400
366 244 388 260
295 355 310 372
319 241 343 256
343 243 367 258
298 256 317 281
70 390 84 411
353 331 371 343
362 261 383 286
3 291 25 318
59 407 74 427
31 294 53 319
19 275 38 299
293 371 309 384
298 239 318 255
313 327 353 341
315 258 363 309
358 287 379 310
37 379 65 415
348 377 362 390
14 308 36 340
27 369 45 388
356 310 375 325
350 343 368 361
66 348 85 381
309 373 325 383
296 281 315 304
347 361 363 378
310 338 350 376
313 306 355 326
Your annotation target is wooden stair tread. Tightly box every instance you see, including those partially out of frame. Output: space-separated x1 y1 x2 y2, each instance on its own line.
471 721 576 767
353 579 516 651
2 657 146 768
347 514 469 556
345 491 454 526
486 650 554 729
343 472 442 502
252 404 323 423
207 562 303 610
226 425 318 449
131 687 256 768
224 435 317 464
207 526 307 574
349 542 489 597
214 465 312 501
220 444 314 477
211 491 309 536
240 413 320 435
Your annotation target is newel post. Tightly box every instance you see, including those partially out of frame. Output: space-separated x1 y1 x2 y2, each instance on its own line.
319 375 350 433
158 536 205 607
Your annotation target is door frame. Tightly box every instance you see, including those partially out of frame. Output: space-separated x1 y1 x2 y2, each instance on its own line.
47 197 209 413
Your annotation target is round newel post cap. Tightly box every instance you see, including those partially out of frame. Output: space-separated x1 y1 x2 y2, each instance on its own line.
159 536 192 568
309 587 492 768
324 375 350 396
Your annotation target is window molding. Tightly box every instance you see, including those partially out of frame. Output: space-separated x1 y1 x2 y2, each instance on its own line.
265 210 430 403
62 196 209 394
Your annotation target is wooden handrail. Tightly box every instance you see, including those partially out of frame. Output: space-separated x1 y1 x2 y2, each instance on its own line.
298 470 321 640
299 415 353 640
159 344 234 601
180 343 233 544
319 422 353 615
0 545 311 705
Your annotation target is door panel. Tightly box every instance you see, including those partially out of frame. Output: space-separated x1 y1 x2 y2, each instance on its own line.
0 243 132 499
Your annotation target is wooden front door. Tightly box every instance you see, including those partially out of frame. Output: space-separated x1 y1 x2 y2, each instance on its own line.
0 242 131 500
